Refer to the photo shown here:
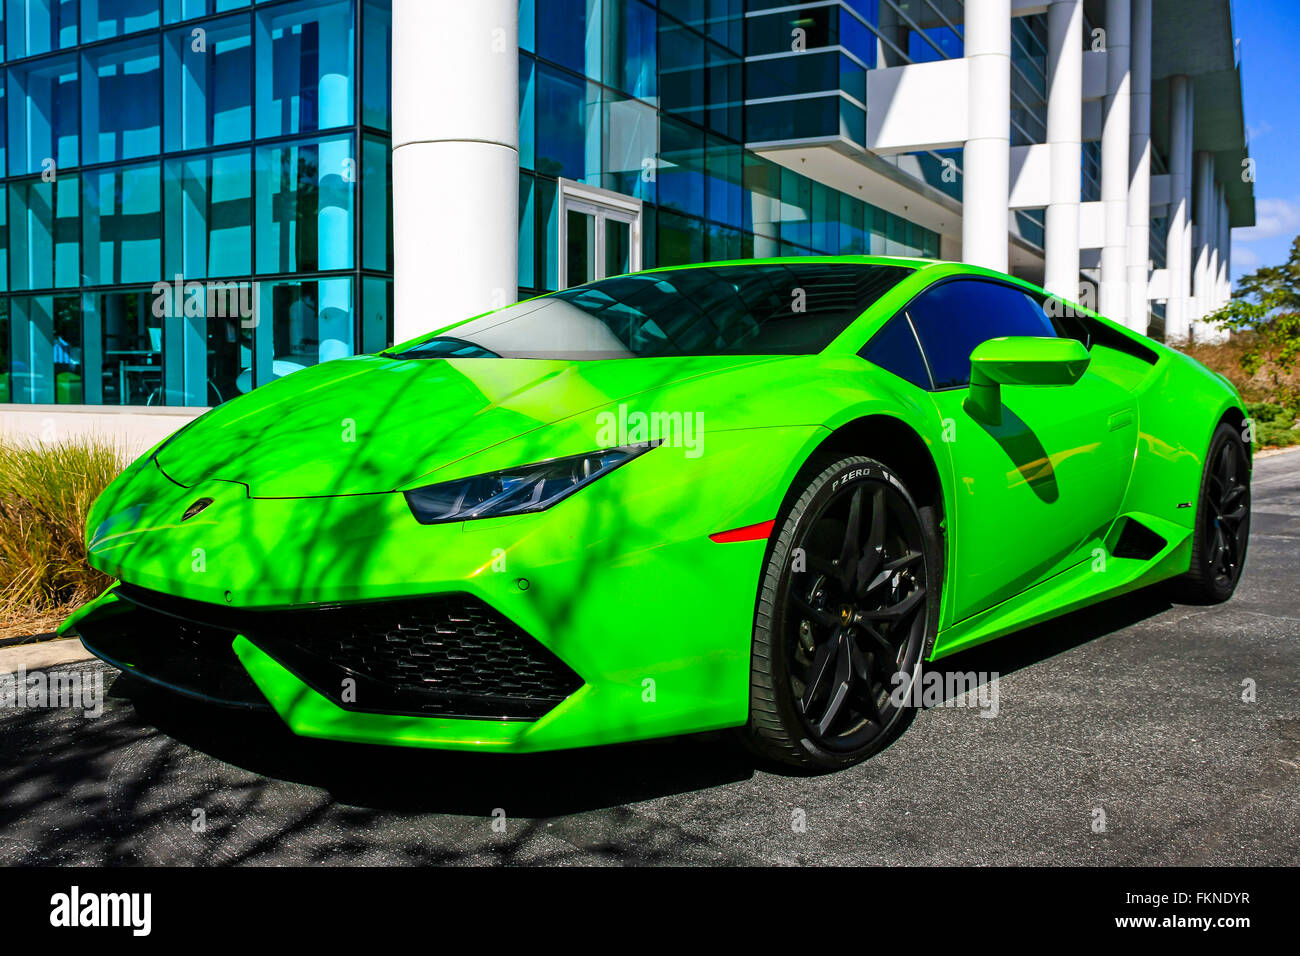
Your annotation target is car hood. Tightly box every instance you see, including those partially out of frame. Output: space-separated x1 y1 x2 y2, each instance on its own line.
154 352 797 497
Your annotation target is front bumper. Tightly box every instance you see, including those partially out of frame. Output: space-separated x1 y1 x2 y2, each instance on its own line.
67 425 824 752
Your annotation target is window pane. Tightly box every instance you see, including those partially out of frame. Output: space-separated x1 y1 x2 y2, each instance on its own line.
256 0 355 138
163 149 252 279
53 293 81 403
907 280 1057 388
517 172 535 290
361 275 391 353
861 314 930 389
260 276 354 376
8 175 80 291
5 294 81 402
82 35 162 165
604 0 656 101
659 14 704 127
83 163 162 285
0 300 9 402
0 185 8 291
658 115 703 215
537 0 600 78
7 54 80 176
164 14 253 152
519 53 535 170
362 0 390 129
95 288 163 405
603 95 656 201
9 296 55 403
361 134 390 271
256 134 355 274
6 0 78 59
535 64 599 182
566 208 595 287
81 0 159 42
165 0 211 23
203 286 254 405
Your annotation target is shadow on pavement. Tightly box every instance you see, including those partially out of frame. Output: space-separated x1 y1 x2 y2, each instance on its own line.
122 676 756 817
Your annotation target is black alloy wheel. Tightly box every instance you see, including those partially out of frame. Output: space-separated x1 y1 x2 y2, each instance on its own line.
1176 421 1251 604
746 455 938 771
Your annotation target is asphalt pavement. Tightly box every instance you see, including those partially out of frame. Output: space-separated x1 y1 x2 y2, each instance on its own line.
1 451 1296 866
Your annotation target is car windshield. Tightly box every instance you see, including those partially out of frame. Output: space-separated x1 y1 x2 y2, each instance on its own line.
388 263 913 360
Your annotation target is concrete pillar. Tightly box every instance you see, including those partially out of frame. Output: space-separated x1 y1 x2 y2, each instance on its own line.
1100 0 1130 324
1165 76 1193 343
1126 0 1151 334
1192 150 1214 329
1044 0 1083 300
1207 180 1222 313
1218 189 1231 307
962 0 1011 273
392 0 519 343
877 1 909 68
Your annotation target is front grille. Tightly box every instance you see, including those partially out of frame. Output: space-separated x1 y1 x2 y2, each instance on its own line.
77 603 270 709
112 584 582 720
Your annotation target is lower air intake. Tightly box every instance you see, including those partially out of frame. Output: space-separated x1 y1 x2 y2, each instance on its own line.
112 585 583 720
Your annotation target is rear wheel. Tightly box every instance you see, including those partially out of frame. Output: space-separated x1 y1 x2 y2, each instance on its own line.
745 455 939 772
1174 422 1251 604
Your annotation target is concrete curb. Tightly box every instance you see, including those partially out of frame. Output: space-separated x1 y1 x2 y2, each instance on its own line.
1256 444 1300 460
0 638 94 675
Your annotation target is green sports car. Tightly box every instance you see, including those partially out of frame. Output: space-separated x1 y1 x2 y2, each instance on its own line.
63 257 1252 770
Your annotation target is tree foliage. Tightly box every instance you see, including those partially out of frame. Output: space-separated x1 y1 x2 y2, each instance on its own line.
1211 235 1300 407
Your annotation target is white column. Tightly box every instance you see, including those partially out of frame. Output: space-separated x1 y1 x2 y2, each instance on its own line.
1192 150 1214 328
1207 180 1221 313
1044 0 1083 300
392 0 519 343
1126 0 1151 334
1218 189 1231 307
1165 75 1193 343
962 0 1011 272
1099 0 1130 324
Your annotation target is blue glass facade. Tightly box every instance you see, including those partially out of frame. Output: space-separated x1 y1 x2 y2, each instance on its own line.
1 0 940 407
0 0 393 406
518 0 939 300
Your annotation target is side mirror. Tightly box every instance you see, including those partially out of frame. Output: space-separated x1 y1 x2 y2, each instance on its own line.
964 336 1090 425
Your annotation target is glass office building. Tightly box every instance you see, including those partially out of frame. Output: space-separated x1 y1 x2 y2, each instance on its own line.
0 0 941 410
0 0 394 407
516 0 939 299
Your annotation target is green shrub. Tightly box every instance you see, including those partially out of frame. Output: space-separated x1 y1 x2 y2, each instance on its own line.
1245 401 1300 449
0 437 126 621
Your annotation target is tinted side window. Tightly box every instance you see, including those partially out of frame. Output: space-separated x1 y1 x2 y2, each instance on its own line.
907 280 1056 388
861 314 931 389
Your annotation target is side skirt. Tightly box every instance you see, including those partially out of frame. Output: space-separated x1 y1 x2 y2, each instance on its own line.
928 512 1193 660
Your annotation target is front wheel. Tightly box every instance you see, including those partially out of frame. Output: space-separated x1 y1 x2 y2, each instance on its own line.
744 455 940 772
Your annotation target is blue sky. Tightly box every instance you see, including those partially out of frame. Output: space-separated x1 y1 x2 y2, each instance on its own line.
1229 0 1300 281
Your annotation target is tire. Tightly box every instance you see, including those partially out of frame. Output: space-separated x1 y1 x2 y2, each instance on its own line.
1173 421 1251 604
744 454 940 772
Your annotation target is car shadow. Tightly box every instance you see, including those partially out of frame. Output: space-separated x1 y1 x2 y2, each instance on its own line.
922 585 1176 694
106 586 1177 815
117 675 756 816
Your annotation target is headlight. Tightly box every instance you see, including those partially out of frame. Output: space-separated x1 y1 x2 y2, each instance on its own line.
403 443 656 524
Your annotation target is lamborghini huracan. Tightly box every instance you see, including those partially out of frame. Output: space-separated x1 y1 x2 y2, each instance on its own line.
63 257 1251 770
